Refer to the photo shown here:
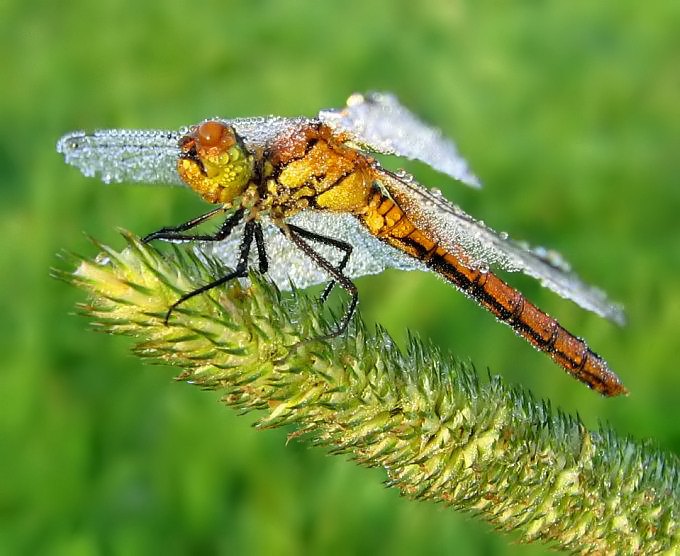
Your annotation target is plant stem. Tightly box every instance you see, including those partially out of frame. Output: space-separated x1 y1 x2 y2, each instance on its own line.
54 232 680 554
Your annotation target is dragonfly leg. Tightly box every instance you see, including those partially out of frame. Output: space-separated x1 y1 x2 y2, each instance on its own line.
164 218 255 324
286 224 353 303
142 207 244 243
253 222 269 274
284 225 358 340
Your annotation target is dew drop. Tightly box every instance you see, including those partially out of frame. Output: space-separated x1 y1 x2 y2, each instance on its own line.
95 253 111 265
346 93 365 107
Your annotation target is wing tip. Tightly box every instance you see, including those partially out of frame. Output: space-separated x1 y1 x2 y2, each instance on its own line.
56 130 86 156
607 304 627 327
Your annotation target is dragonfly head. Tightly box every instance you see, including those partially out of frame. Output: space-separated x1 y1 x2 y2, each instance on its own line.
177 120 253 204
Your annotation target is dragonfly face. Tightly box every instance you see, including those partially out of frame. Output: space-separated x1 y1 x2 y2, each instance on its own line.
57 92 627 396
177 121 254 205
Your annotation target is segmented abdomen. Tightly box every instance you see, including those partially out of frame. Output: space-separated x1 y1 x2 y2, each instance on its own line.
359 192 626 396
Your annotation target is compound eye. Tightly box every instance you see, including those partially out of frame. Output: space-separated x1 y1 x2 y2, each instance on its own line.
197 121 234 149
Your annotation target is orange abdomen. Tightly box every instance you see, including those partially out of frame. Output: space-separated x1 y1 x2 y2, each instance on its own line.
359 192 626 397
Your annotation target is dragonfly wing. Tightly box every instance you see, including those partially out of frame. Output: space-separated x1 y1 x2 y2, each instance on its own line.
228 116 314 150
57 129 185 185
195 211 425 291
57 116 315 185
377 166 626 325
319 92 481 188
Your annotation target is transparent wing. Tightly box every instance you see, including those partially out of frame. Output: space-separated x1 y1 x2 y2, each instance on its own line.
319 92 481 188
376 166 626 325
195 211 425 291
57 116 313 185
57 129 184 185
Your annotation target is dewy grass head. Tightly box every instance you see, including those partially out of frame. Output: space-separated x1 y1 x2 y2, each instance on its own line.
177 120 253 205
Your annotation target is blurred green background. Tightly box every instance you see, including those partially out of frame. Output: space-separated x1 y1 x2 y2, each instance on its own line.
1 0 678 554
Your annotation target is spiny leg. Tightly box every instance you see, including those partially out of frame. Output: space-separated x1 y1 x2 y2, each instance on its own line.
253 222 269 274
142 205 225 243
284 225 358 340
143 207 245 244
287 224 353 303
163 219 257 324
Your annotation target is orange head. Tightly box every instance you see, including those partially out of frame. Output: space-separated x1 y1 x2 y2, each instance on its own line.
177 120 253 204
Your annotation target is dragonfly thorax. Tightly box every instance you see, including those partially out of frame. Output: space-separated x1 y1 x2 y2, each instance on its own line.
177 121 254 205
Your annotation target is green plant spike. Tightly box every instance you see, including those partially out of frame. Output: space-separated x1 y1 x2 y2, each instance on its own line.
53 231 679 555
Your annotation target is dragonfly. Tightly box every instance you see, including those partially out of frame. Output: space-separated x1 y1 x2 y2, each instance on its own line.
57 92 627 396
